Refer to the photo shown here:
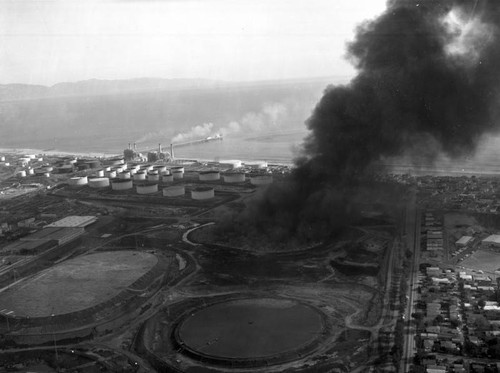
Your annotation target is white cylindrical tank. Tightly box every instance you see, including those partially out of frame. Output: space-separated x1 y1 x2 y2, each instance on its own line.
44 172 50 178
147 173 160 182
69 176 88 186
199 171 220 181
103 166 111 172
118 171 131 179
130 168 137 175
220 159 242 169
153 165 167 174
88 177 110 188
245 161 268 169
162 174 174 183
121 163 128 170
27 168 34 175
136 183 158 194
114 166 124 173
105 170 117 178
94 170 104 177
43 166 54 172
111 179 133 190
250 175 273 186
172 170 184 179
26 154 36 159
223 173 246 183
17 170 26 178
133 172 146 181
163 185 185 197
0 156 5 162
191 187 215 200
142 165 153 171
170 166 184 174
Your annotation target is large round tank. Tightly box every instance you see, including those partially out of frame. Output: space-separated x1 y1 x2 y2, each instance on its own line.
111 179 133 190
223 173 246 183
118 171 131 179
172 170 184 179
43 172 50 178
103 166 111 172
147 173 160 182
163 185 185 197
105 170 117 178
94 170 104 177
88 177 110 188
17 170 26 178
27 168 35 175
0 156 5 162
170 166 184 173
220 159 242 169
121 163 128 171
69 176 88 186
129 168 137 175
199 170 220 181
153 165 167 174
162 174 174 183
191 187 215 200
250 175 273 186
136 183 158 194
142 165 154 172
104 157 124 166
114 166 124 173
133 172 146 181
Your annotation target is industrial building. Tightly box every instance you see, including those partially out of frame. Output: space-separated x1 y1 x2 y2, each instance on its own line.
46 216 97 228
20 227 85 245
456 236 474 248
482 235 500 248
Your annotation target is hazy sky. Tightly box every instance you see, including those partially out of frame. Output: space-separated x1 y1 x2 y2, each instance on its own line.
0 0 387 86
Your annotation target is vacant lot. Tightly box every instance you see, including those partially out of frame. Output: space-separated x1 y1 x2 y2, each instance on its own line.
461 249 500 273
0 250 157 317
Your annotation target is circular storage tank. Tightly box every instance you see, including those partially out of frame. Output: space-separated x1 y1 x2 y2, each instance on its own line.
105 170 117 178
105 157 124 166
133 172 146 181
250 175 273 186
69 176 88 186
111 179 133 191
94 170 104 177
223 173 246 183
103 166 111 172
0 156 5 162
191 187 215 200
17 170 26 178
142 165 153 172
44 172 50 178
129 168 137 175
85 160 100 169
220 159 242 169
172 170 184 179
199 171 220 181
163 185 185 197
147 173 160 182
136 183 158 195
170 166 184 174
118 171 131 179
162 174 174 183
27 168 34 175
34 168 46 175
88 177 110 188
114 166 124 173
121 163 128 170
153 165 167 174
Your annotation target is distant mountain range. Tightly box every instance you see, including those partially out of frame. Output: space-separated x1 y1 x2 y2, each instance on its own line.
0 77 347 153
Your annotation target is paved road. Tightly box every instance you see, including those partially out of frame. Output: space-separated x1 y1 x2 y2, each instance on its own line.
401 189 421 373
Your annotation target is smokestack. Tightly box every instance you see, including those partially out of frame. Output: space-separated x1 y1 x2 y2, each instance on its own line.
133 143 137 151
128 143 131 150
158 143 162 154
170 144 175 160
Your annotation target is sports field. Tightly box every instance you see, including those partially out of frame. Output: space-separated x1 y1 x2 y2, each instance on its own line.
0 251 157 317
461 249 500 274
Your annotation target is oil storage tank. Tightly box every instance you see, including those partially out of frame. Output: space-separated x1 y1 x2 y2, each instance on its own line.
170 166 184 174
163 185 185 197
191 187 215 200
223 172 246 183
105 170 117 178
199 170 220 181
136 183 158 195
250 175 273 186
162 174 174 183
133 171 147 181
111 178 133 191
172 170 183 180
118 171 131 179
147 172 160 182
88 177 110 188
69 176 88 186
219 159 242 169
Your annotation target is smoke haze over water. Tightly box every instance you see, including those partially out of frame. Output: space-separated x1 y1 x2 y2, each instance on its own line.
232 0 500 243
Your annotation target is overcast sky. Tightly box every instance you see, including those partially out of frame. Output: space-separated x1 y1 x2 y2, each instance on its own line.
0 0 387 86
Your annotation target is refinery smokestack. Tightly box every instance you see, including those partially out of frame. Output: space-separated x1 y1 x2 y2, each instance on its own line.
133 143 137 151
170 143 175 160
158 143 162 154
128 143 131 150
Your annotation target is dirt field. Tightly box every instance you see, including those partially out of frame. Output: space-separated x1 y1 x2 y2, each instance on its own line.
460 249 500 273
0 250 157 317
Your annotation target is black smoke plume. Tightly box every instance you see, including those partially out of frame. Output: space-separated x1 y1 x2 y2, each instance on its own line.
225 0 500 244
